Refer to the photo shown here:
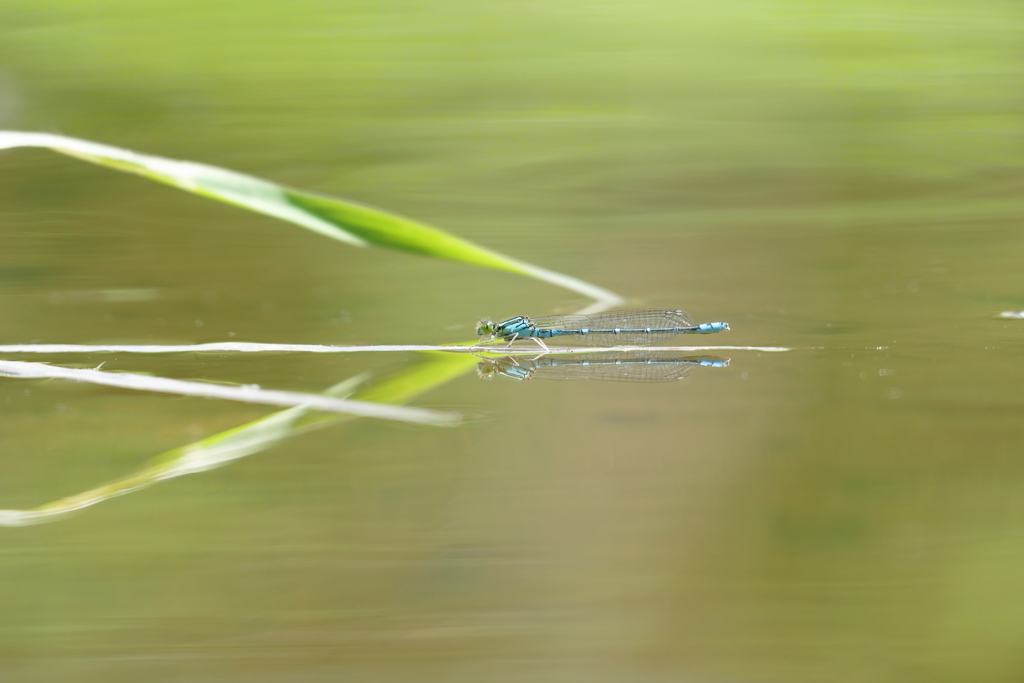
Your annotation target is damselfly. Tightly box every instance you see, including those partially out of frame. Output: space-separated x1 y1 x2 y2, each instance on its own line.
477 354 729 382
476 309 729 351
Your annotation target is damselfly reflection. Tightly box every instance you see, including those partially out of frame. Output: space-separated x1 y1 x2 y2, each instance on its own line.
477 354 730 382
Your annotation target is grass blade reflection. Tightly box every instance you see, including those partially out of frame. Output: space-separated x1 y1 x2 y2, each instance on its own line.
0 353 479 526
0 359 458 425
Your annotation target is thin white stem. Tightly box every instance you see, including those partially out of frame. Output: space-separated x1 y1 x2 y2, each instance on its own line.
0 342 795 354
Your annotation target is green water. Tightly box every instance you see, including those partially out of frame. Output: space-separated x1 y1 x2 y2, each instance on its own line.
2 1 1024 680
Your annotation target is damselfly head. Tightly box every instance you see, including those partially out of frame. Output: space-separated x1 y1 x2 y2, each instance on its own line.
476 320 497 336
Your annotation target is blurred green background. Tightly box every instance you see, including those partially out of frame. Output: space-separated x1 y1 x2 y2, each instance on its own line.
2 1 1024 681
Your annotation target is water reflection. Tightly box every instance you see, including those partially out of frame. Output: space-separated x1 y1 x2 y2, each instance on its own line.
477 353 729 382
0 352 478 526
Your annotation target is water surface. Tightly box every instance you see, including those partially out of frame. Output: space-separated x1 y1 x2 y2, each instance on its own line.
2 1 1024 681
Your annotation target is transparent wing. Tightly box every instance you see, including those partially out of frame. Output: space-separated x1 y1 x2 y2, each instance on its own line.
530 309 694 330
527 309 696 346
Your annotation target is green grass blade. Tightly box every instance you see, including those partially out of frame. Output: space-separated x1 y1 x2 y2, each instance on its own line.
0 131 622 304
